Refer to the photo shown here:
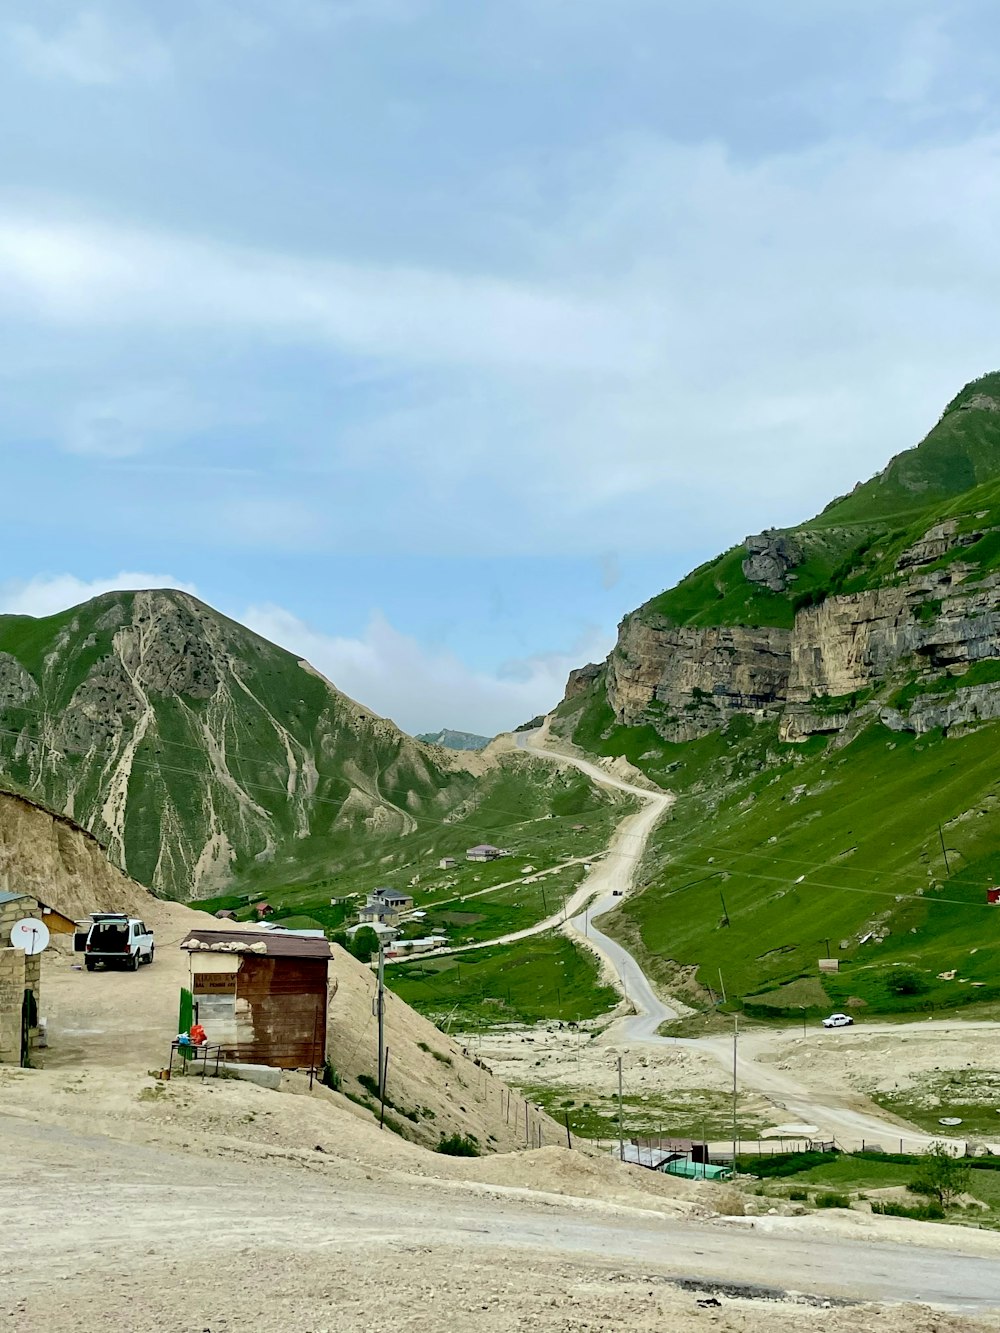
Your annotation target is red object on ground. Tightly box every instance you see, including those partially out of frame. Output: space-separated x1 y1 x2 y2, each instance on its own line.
987 887 1000 905
189 1023 207 1045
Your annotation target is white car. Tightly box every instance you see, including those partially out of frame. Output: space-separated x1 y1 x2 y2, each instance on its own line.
822 1013 854 1029
84 914 155 971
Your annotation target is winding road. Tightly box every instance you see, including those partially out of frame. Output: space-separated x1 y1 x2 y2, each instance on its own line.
517 727 1000 1155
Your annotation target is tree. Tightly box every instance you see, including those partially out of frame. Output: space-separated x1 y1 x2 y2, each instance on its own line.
348 926 380 962
909 1142 972 1208
886 967 925 997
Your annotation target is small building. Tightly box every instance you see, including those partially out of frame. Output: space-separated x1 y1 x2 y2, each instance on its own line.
0 890 44 1066
345 921 399 943
254 902 274 918
466 844 502 862
385 935 448 958
179 928 334 1070
572 824 587 832
214 909 237 920
439 857 457 870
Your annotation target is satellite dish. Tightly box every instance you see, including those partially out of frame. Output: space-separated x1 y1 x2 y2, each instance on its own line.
10 918 50 956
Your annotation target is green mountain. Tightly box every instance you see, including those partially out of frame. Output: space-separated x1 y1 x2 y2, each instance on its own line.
0 589 621 908
556 373 1000 1016
0 589 472 899
416 729 492 751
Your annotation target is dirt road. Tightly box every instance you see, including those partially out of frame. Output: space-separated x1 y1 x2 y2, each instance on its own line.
2 1111 998 1329
517 730 1000 1154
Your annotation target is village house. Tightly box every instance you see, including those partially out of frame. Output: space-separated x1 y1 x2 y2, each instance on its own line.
439 857 457 870
384 935 448 959
180 927 335 1071
359 887 414 926
254 901 274 919
466 844 503 862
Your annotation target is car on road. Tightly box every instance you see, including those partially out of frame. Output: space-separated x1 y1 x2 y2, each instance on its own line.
84 914 155 971
822 1012 854 1028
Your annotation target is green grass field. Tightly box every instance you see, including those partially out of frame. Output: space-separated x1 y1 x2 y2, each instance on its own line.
384 931 618 1026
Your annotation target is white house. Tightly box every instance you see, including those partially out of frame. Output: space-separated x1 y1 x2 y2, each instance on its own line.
466 844 502 862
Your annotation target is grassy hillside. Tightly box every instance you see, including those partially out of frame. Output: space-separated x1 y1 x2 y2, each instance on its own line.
559 372 1000 1017
599 716 1000 1015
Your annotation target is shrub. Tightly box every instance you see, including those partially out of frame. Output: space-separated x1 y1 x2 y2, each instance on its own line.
814 1192 850 1209
872 1200 944 1221
436 1133 481 1157
320 1060 341 1092
736 1151 837 1178
788 1189 808 1201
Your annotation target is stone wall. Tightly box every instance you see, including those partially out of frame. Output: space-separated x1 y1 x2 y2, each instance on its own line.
0 893 41 1065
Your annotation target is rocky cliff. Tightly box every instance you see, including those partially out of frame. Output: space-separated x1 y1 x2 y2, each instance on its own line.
560 374 1000 752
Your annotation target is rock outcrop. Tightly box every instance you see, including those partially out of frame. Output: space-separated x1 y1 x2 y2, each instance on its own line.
742 531 803 592
604 615 791 743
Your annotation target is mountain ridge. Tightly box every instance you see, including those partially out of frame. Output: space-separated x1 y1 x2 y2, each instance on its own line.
554 372 1000 1015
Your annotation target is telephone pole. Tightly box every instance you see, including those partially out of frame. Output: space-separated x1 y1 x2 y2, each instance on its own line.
375 943 386 1102
617 1054 625 1162
731 1016 739 1172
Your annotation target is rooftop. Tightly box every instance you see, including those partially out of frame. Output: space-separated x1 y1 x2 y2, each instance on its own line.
179 928 333 961
0 890 32 906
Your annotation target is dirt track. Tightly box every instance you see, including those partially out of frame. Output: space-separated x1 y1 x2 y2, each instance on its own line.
2 1107 998 1331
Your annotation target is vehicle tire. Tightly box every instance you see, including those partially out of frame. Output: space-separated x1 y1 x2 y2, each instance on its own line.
129 951 140 972
85 960 95 972
145 946 155 965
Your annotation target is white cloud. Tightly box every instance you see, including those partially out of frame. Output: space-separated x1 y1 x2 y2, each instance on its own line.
242 603 612 735
0 572 197 619
8 11 171 86
0 213 641 375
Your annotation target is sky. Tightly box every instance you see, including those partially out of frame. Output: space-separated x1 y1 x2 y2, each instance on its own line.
4 2 1000 735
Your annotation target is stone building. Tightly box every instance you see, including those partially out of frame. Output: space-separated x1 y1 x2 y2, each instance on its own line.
0 890 43 1066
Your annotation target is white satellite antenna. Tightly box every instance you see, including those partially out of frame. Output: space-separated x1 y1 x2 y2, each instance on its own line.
10 918 50 956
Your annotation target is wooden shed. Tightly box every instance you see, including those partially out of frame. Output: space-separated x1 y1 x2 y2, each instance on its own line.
179 928 334 1070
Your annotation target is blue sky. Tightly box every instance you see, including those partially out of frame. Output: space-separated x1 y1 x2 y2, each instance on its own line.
4 1 1000 734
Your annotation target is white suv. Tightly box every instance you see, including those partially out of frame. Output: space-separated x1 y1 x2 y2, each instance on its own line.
822 1013 854 1029
85 914 154 971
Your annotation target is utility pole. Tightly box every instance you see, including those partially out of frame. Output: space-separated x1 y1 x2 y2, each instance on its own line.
719 889 730 927
718 969 727 1005
375 943 386 1102
938 824 952 877
732 1016 739 1173
801 1006 807 1038
617 1054 625 1162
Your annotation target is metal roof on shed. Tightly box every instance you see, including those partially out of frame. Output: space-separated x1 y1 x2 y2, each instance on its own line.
179 928 333 961
0 890 32 905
